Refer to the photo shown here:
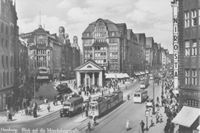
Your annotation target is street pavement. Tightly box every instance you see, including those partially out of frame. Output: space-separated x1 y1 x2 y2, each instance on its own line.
78 79 167 133
0 79 168 133
0 80 138 132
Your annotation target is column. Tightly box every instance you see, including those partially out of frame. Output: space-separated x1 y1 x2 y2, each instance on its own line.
76 72 80 87
92 73 95 86
99 71 102 87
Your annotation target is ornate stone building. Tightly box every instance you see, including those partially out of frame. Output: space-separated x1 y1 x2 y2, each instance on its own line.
82 18 145 75
172 0 200 132
20 26 62 82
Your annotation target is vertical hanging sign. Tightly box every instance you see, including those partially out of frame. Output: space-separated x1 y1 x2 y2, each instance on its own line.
171 0 179 89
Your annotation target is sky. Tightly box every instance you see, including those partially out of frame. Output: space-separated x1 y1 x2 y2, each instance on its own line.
16 0 173 53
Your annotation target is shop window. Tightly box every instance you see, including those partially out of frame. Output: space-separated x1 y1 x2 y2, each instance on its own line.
185 69 190 85
191 10 197 26
184 11 190 28
184 41 190 56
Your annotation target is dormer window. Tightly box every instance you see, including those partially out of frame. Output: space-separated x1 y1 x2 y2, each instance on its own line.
111 32 115 36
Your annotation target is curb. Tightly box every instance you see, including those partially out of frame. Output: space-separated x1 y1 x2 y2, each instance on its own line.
0 107 61 125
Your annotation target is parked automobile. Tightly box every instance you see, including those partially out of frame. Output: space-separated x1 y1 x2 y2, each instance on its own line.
146 99 153 108
56 83 72 94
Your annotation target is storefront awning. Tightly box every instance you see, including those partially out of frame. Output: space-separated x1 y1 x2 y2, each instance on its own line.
197 125 200 130
105 73 130 79
37 76 49 80
172 106 200 127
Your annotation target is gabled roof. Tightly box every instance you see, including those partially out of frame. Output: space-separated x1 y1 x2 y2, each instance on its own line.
74 59 104 71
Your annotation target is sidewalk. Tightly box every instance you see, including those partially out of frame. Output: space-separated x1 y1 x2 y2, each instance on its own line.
0 101 62 124
143 107 167 133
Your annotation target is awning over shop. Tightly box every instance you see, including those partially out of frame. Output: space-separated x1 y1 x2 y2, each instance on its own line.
37 76 49 80
134 72 146 76
197 125 200 130
105 73 130 79
172 106 200 127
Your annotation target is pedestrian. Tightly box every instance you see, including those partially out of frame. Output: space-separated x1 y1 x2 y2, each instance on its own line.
47 104 51 112
140 120 145 133
88 121 91 131
126 120 130 130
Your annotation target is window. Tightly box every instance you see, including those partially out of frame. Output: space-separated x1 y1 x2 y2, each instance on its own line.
1 38 4 48
199 9 200 25
191 10 197 26
185 41 190 56
2 55 4 68
184 11 190 28
5 40 8 48
185 69 190 85
111 32 115 36
3 72 5 87
7 72 9 85
1 23 4 33
191 40 197 56
191 69 197 85
109 38 118 43
6 56 8 67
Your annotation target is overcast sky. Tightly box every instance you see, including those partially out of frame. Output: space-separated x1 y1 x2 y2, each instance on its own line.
16 0 173 53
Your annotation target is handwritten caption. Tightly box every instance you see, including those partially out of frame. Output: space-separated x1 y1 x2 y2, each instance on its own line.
0 128 77 133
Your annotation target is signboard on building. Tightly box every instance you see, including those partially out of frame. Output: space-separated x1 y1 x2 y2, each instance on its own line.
171 0 179 89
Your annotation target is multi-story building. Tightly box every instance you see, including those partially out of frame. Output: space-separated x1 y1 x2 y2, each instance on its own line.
0 0 18 111
126 29 145 76
82 18 145 74
20 26 62 82
145 37 154 68
172 0 200 132
15 38 29 106
135 33 146 71
71 36 81 78
58 26 80 80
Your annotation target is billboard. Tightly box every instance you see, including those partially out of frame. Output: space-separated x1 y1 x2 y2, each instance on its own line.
171 0 179 89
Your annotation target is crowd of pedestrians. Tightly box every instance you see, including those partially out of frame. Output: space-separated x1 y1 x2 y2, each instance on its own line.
162 73 179 133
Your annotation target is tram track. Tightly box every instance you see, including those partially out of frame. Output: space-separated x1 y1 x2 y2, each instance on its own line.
77 82 140 131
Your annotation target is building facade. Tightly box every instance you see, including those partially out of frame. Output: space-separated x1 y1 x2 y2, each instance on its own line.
58 26 81 80
82 18 145 75
20 26 62 82
0 0 18 111
145 37 154 68
172 0 200 132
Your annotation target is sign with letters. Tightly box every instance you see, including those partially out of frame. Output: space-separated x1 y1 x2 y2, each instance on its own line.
171 0 179 89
